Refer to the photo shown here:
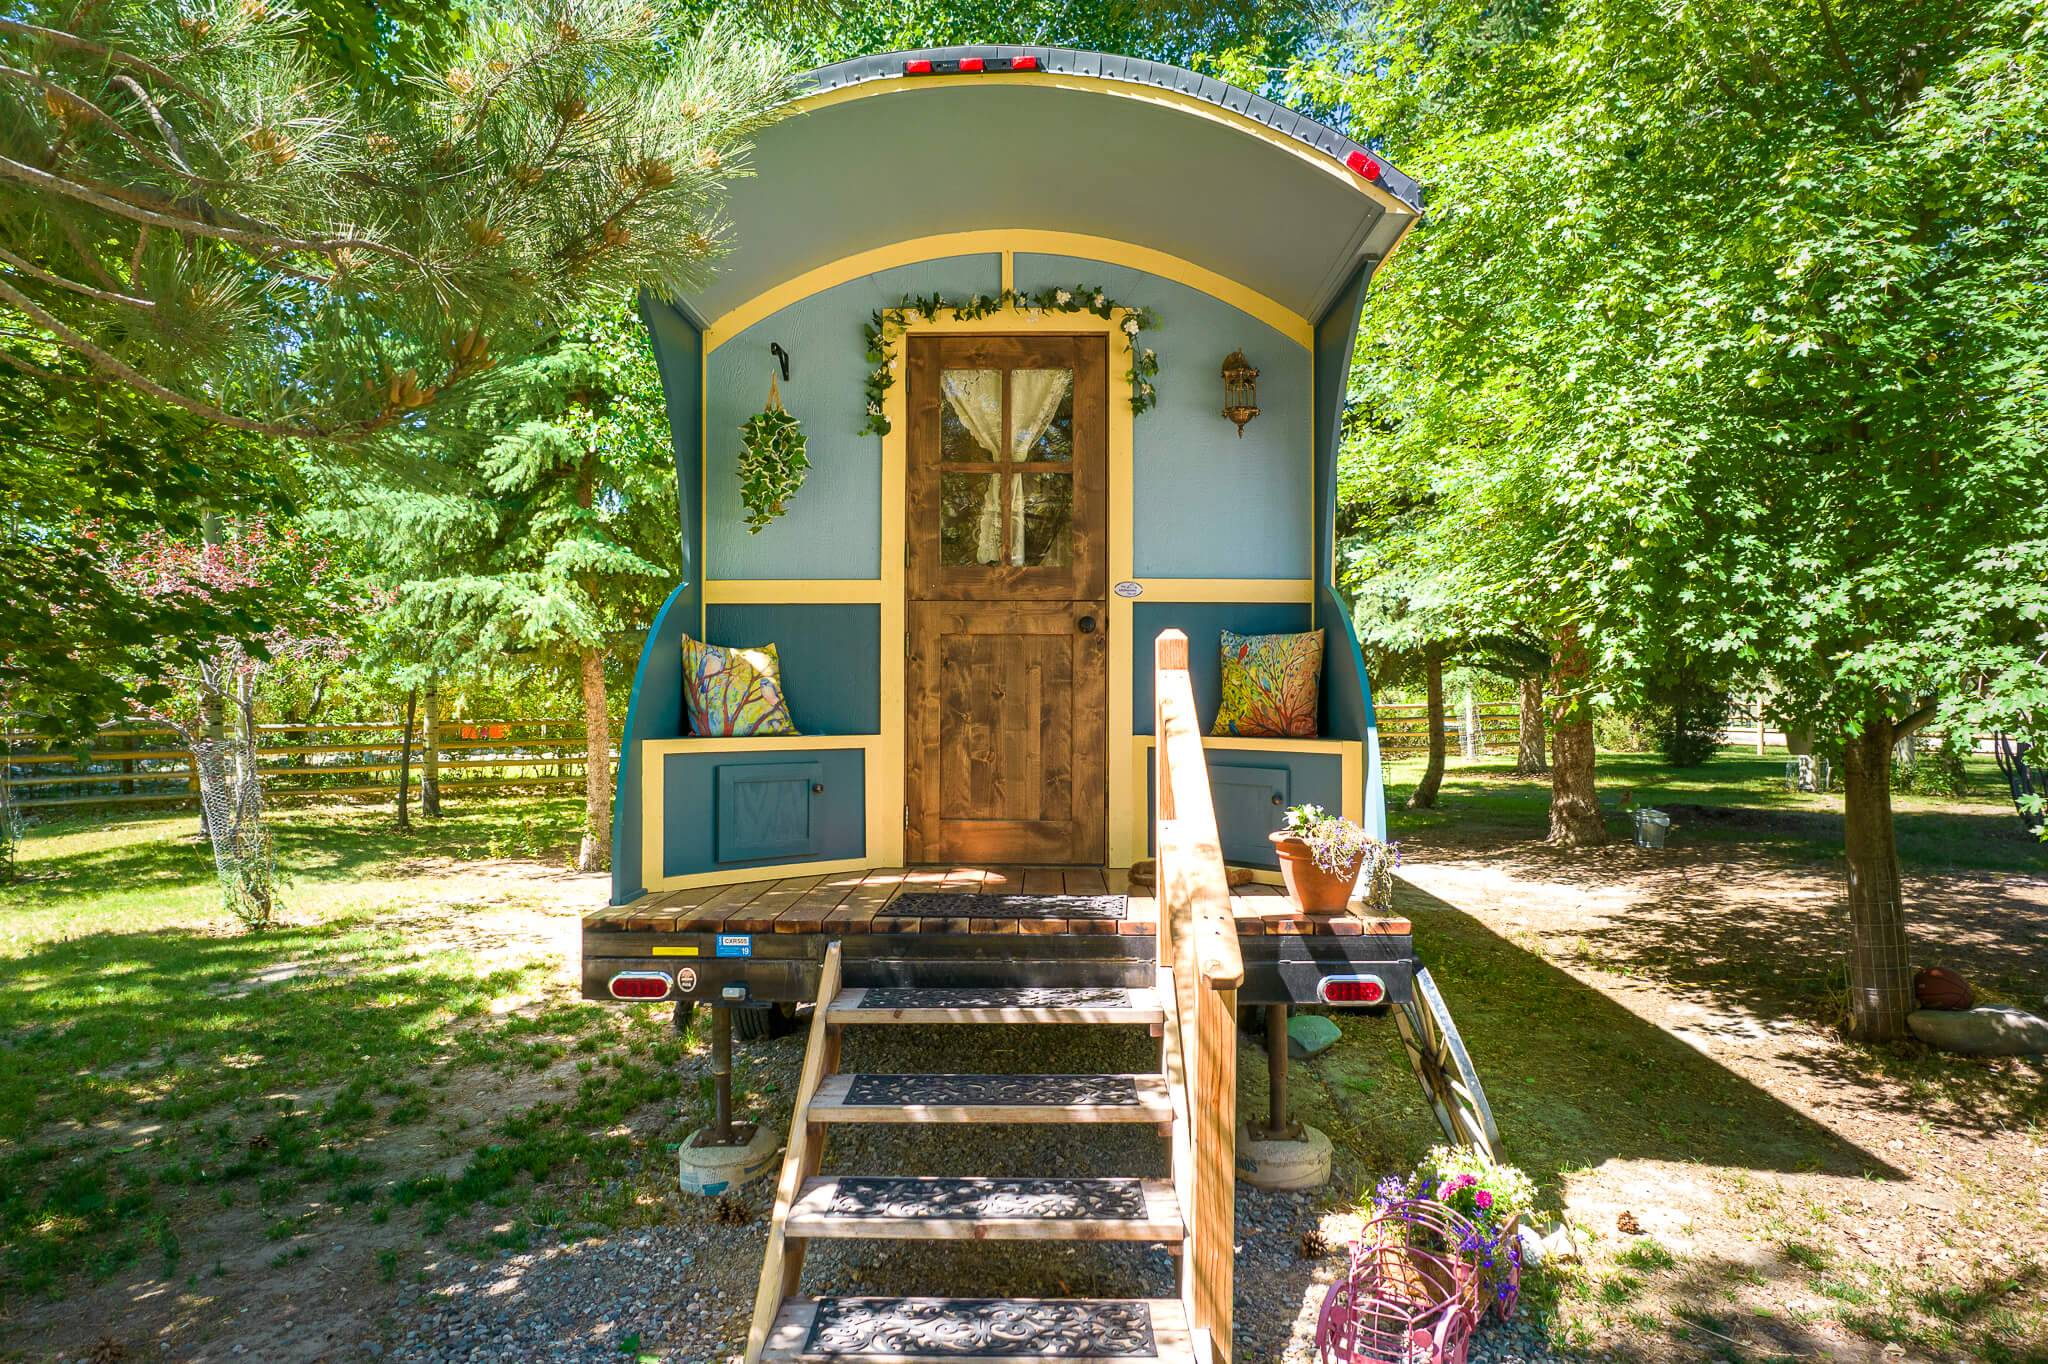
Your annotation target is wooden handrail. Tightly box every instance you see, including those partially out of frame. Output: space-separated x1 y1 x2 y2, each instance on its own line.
1152 629 1239 1364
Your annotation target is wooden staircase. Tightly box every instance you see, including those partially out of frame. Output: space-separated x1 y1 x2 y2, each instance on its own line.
745 632 1244 1364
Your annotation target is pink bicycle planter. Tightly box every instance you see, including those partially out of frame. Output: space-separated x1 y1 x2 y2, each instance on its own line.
1315 1201 1482 1364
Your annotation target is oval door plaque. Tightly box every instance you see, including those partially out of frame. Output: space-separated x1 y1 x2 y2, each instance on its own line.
1112 580 1144 599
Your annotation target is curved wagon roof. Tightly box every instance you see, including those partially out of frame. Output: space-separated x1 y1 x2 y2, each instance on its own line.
681 45 1420 331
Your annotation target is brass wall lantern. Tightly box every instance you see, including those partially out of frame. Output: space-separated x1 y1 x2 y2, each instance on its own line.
1221 350 1260 437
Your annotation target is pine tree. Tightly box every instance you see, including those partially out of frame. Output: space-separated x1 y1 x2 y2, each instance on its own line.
0 0 792 439
324 300 677 869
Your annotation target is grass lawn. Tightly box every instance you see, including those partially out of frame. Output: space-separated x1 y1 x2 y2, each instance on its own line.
0 750 2040 1361
1381 745 2040 873
1302 746 2047 1361
0 800 726 1353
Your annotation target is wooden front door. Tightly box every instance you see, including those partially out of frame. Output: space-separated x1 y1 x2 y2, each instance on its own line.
905 334 1108 864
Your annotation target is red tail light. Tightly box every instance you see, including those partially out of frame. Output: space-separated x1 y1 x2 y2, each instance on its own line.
1012 55 1039 71
959 57 985 73
904 59 933 75
1345 150 1382 180
608 971 672 1000
1317 975 1386 1006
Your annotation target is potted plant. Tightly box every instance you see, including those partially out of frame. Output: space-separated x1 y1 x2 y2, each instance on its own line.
1374 1146 1538 1319
1271 803 1384 912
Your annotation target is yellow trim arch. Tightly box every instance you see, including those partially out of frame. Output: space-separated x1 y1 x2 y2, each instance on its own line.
701 230 1314 354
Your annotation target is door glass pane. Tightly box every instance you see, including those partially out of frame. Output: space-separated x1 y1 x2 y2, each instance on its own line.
940 369 1002 462
1017 473 1073 566
940 472 1003 566
1010 368 1074 462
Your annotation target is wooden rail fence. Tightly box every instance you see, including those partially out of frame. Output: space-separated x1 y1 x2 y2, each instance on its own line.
1375 700 1521 756
1153 629 1244 1364
1 719 602 811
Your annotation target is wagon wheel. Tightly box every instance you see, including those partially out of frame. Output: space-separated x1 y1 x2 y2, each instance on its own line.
1394 965 1500 1160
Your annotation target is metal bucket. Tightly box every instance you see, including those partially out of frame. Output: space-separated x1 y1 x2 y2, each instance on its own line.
1632 808 1670 849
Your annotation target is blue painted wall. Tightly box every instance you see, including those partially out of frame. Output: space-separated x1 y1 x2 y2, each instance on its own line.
609 582 697 907
1014 253 1311 580
1130 601 1313 736
1313 262 1386 838
658 747 867 877
703 604 880 735
1145 749 1343 868
704 255 1001 579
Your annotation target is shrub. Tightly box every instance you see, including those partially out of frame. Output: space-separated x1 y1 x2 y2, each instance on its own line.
1894 730 1970 797
1654 691 1729 767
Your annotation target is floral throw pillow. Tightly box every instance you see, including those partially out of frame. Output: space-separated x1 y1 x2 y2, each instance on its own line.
681 637 800 737
1212 629 1323 738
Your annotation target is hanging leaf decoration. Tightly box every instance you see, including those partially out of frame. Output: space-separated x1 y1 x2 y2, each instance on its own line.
738 392 810 534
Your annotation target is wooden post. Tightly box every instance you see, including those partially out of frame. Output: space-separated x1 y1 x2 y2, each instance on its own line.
396 689 417 831
1756 696 1767 754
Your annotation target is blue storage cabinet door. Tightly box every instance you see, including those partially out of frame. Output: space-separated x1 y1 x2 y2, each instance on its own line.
1209 763 1290 866
716 761 825 864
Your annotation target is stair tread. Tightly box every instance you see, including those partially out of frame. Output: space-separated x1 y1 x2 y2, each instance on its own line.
811 1072 1173 1123
830 986 1163 1025
787 1176 1182 1241
764 1296 1195 1363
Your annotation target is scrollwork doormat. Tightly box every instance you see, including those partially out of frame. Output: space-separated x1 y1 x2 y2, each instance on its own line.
884 893 1127 921
819 1176 1147 1221
844 1073 1142 1107
806 1297 1158 1358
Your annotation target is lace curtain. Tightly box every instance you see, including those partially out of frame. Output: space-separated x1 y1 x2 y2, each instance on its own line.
939 368 1073 565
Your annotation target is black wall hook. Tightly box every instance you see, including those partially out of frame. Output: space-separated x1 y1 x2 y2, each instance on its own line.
769 342 791 382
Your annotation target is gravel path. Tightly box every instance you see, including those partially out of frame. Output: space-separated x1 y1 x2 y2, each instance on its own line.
381 1019 1576 1364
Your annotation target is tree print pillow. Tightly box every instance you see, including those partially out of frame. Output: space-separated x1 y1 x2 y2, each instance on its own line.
1212 629 1323 738
682 637 800 737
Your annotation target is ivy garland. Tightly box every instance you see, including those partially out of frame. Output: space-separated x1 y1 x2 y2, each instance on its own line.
737 402 810 534
861 287 1161 436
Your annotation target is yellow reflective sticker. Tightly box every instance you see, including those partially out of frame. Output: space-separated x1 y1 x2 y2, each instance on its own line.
651 945 700 957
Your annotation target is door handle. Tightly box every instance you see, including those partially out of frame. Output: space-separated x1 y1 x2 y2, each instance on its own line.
1077 615 1097 634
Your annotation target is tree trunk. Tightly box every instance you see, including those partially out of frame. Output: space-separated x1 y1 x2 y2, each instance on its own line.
421 676 442 818
1547 631 1607 846
396 688 416 832
1515 673 1548 774
1842 715 1911 1042
1408 648 1446 809
577 647 612 872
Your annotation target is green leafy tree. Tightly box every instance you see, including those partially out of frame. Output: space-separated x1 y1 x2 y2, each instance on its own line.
1313 0 2048 1038
323 301 678 870
0 0 793 439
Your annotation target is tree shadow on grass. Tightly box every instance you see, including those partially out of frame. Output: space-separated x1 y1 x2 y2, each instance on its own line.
2 799 585 911
1324 880 1902 1193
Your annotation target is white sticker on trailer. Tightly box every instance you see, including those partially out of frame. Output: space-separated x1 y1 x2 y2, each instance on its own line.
674 966 698 992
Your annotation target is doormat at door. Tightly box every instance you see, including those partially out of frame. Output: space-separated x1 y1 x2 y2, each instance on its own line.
884 893 1127 922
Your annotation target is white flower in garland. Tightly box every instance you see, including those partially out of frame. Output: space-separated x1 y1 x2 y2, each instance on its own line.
867 400 882 416
1121 316 1140 336
1092 292 1107 308
1143 348 1156 363
1055 289 1073 306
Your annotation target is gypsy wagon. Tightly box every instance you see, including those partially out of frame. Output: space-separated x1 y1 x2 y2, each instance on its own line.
580 47 1497 1364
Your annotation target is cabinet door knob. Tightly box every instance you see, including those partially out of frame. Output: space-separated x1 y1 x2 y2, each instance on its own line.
811 783 826 795
1077 615 1097 634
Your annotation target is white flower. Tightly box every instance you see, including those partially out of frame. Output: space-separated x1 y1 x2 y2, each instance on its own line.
867 401 881 415
1143 348 1156 363
1140 382 1153 396
1121 317 1140 335
1092 292 1106 307
1054 289 1073 305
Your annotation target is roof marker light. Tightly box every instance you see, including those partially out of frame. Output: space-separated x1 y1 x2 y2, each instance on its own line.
903 59 933 75
1011 55 1039 71
959 57 985 73
1345 150 1382 181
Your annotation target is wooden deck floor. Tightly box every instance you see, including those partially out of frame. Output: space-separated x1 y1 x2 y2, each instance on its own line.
587 867 1410 938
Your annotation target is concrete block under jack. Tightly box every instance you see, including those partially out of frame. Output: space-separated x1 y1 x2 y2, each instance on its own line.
1237 1122 1333 1191
678 1122 779 1197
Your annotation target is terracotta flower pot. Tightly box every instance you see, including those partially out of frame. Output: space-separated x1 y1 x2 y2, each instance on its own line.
1270 832 1363 913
